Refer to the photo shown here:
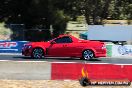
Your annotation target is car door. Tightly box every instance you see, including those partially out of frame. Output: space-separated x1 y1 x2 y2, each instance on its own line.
65 42 82 57
48 36 82 57
57 36 73 57
47 37 69 57
64 41 82 57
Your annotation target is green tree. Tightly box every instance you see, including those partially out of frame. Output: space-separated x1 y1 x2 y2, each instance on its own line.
0 0 131 38
108 0 132 20
83 0 112 24
52 10 69 37
80 0 132 24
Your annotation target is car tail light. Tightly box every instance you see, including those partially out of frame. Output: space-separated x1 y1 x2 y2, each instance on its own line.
102 44 106 49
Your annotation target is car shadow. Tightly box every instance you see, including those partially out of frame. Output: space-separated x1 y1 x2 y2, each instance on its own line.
89 58 101 61
13 56 102 62
13 56 31 59
13 56 81 60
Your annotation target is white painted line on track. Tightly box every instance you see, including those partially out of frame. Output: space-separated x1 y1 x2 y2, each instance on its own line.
15 61 48 63
0 60 48 63
0 59 132 65
52 62 132 65
52 62 78 64
0 60 11 61
90 63 132 65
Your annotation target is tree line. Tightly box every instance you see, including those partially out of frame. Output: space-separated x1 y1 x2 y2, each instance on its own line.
0 0 132 36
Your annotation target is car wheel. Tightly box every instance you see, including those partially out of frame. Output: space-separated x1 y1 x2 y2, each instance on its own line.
82 50 94 60
32 48 44 59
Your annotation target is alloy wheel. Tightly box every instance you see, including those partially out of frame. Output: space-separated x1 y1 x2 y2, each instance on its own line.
82 50 94 60
32 48 44 59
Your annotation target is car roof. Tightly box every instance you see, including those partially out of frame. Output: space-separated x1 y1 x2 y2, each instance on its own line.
58 34 79 42
59 34 70 37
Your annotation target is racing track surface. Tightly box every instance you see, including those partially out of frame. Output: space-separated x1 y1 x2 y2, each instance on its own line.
0 54 132 80
0 55 132 64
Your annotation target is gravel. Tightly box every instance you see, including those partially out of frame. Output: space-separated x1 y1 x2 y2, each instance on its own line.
0 80 131 88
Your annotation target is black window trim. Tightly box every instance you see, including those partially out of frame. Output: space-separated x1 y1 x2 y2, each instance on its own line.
54 36 73 43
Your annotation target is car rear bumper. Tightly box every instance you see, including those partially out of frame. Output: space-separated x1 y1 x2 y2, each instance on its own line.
95 53 106 57
95 49 107 57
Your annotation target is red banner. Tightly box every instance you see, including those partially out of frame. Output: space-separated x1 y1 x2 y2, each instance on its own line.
51 63 132 81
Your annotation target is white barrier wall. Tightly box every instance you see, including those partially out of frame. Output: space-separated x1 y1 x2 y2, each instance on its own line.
88 25 132 41
112 45 132 57
0 61 51 80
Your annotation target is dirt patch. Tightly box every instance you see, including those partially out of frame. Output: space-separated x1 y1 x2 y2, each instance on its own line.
0 80 131 88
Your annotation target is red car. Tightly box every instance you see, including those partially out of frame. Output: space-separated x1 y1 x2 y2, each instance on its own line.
22 34 106 60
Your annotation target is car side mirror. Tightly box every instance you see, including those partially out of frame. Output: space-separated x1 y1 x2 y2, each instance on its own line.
51 41 56 44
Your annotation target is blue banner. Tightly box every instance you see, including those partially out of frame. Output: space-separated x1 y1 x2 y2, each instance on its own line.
0 41 28 53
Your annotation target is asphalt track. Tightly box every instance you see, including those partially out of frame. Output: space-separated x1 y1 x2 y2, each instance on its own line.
0 54 132 80
0 54 132 64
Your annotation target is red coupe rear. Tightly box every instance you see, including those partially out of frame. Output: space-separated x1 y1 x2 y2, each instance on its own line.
22 34 106 60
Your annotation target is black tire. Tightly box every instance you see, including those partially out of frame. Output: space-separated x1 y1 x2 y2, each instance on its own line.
82 49 94 60
31 48 44 59
79 77 91 86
